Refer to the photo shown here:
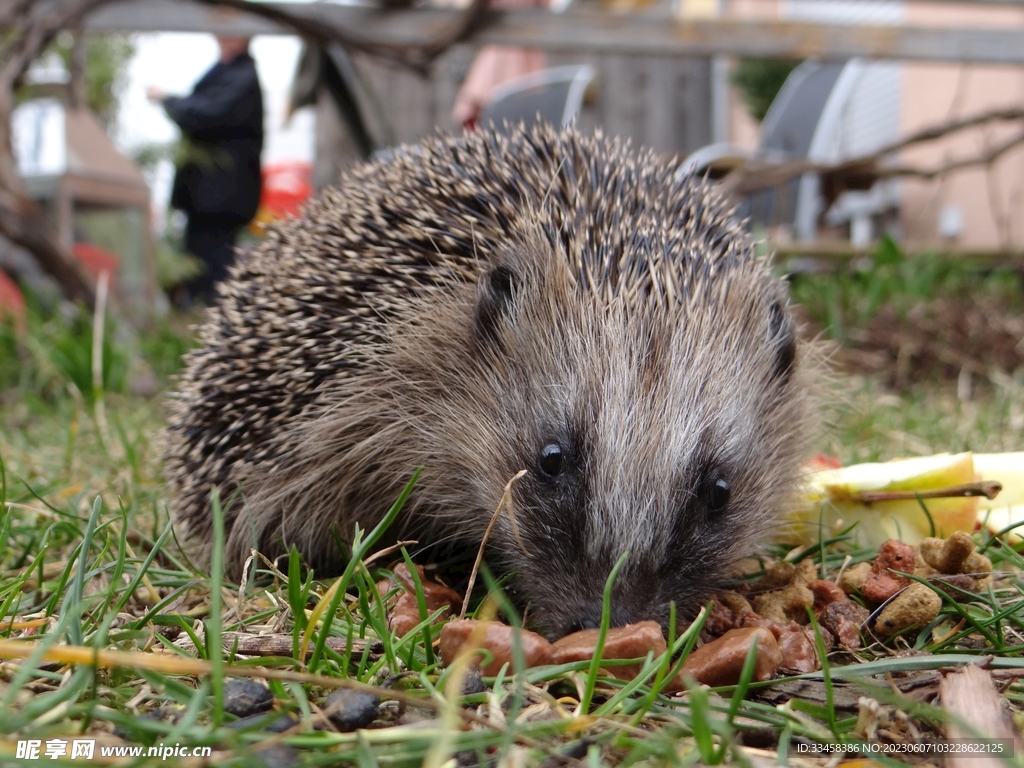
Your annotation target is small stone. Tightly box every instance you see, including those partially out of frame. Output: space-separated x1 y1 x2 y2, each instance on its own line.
874 582 942 637
113 707 178 740
322 689 381 732
253 743 301 768
439 619 553 676
555 738 596 760
228 712 297 733
681 627 782 687
454 750 484 767
155 624 182 642
223 679 274 718
461 665 487 696
819 599 869 650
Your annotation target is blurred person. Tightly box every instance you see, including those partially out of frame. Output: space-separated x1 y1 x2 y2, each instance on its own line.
451 0 548 128
147 36 263 306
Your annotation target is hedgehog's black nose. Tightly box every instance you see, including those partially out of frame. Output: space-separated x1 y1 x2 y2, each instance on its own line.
565 613 602 635
558 601 651 638
564 601 634 636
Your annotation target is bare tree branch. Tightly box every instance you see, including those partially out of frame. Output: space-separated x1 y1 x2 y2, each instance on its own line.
898 126 1024 180
0 0 38 36
0 0 490 310
721 106 1024 198
69 22 86 110
189 0 489 74
0 0 108 308
418 0 490 63
868 105 1024 161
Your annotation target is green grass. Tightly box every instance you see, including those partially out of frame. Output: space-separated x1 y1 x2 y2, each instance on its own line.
819 372 1024 465
788 236 1024 347
1 290 1023 766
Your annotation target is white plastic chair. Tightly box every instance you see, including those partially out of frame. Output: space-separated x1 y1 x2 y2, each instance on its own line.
680 58 901 246
478 64 596 130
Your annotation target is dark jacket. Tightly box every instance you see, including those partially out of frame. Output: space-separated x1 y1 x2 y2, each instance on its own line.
166 52 264 226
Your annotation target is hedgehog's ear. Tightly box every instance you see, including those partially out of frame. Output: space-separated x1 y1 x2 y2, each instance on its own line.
768 299 796 384
475 264 518 343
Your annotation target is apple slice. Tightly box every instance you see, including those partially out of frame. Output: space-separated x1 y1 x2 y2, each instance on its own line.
781 453 980 549
975 452 1024 544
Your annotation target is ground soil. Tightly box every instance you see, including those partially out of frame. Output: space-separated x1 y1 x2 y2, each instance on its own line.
808 298 1024 390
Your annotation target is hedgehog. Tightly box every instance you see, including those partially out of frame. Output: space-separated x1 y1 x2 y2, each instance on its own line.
165 124 814 640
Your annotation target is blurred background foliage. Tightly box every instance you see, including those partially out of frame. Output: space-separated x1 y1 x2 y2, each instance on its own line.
0 291 193 407
16 32 135 132
789 236 1024 342
732 57 801 121
57 32 134 130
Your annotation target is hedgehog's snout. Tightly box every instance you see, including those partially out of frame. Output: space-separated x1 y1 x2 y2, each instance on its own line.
555 601 649 639
509 531 672 639
535 567 702 640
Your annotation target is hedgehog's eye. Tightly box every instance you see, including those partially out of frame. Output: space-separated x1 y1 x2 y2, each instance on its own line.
538 443 564 477
703 474 731 517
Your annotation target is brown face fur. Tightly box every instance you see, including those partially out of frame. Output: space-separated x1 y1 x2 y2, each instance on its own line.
165 126 813 639
466 242 805 638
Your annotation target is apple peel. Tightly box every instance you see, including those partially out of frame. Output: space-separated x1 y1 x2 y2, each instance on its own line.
782 452 987 548
975 453 1024 544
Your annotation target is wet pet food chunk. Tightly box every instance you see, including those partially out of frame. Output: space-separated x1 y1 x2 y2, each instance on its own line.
439 619 553 676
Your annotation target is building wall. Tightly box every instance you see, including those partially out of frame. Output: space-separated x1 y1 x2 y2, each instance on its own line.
899 3 1024 248
311 1 1024 250
724 0 1024 249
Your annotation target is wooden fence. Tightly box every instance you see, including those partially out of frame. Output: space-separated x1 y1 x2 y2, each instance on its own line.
313 48 713 185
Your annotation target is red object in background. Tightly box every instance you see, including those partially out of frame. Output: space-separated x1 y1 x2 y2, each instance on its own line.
808 454 844 471
72 242 119 291
0 269 26 331
261 161 313 221
0 244 119 335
